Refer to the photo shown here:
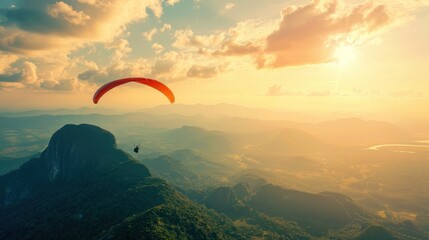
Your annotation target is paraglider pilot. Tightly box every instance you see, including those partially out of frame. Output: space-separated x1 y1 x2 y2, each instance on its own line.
133 145 140 153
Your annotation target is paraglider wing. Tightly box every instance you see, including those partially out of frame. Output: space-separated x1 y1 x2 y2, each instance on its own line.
93 77 175 104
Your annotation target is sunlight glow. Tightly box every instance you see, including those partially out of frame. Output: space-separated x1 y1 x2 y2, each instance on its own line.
335 45 356 65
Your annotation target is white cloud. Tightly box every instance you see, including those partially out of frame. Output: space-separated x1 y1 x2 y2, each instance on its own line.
152 43 164 54
21 62 39 87
167 0 181 6
0 0 180 91
48 1 91 25
150 50 227 82
0 54 19 74
172 29 226 49
78 58 151 84
143 28 158 41
0 82 24 89
0 0 167 55
106 39 132 65
77 0 98 6
41 77 84 91
160 23 172 32
143 24 172 42
225 3 235 10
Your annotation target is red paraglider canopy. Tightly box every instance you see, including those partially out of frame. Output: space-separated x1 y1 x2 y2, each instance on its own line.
93 77 175 104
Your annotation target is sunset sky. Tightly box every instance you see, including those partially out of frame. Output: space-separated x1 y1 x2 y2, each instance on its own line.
0 0 428 120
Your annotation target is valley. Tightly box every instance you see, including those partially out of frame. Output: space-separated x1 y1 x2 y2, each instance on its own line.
1 105 428 239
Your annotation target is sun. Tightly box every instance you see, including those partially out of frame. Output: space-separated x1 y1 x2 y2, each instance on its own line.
334 45 356 65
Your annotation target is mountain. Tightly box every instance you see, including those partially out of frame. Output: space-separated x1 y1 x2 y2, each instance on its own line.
0 107 119 117
232 182 253 201
249 184 372 235
204 186 248 218
170 149 227 174
263 128 332 154
142 103 318 122
141 149 228 190
141 155 204 189
199 184 314 240
161 126 235 153
395 220 428 240
358 225 396 240
0 124 243 240
0 155 34 175
312 118 417 147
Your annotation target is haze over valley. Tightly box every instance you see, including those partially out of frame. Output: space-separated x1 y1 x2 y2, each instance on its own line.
1 104 428 239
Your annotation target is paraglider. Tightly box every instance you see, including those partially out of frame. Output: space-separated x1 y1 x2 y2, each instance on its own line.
93 77 175 104
133 145 140 153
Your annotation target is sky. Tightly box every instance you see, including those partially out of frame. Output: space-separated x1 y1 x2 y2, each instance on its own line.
0 0 428 121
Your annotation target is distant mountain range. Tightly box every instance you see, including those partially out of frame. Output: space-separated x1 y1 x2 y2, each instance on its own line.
1 104 422 149
0 107 121 117
162 126 235 153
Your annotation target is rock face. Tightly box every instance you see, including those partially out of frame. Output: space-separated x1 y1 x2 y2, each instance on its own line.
42 124 117 182
0 124 149 207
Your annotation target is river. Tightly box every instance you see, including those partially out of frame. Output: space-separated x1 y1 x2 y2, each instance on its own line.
368 140 429 154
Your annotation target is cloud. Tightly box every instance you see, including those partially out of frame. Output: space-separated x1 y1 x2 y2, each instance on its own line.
78 69 108 84
167 0 180 6
78 58 151 84
0 59 86 91
47 1 90 25
142 24 172 41
225 3 235 11
172 29 225 49
266 84 285 96
151 59 175 76
106 38 132 64
152 43 164 54
150 51 226 82
0 0 181 91
142 28 158 41
172 19 274 65
77 0 98 5
0 0 167 54
266 85 332 97
0 54 19 74
187 65 223 78
0 82 24 89
0 27 77 54
160 23 172 32
183 0 395 69
41 77 84 91
0 61 39 86
260 0 391 68
211 40 260 56
266 84 299 96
